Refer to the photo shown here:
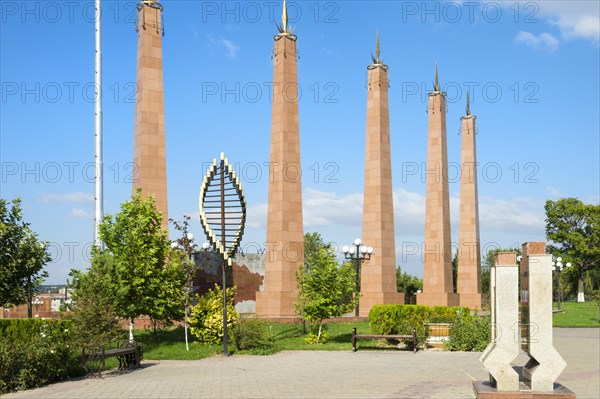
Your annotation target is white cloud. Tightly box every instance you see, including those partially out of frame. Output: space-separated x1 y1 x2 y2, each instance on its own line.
207 35 240 58
546 186 562 198
478 196 545 234
539 1 600 42
246 203 268 229
303 188 362 227
500 1 599 43
514 31 559 51
40 192 93 203
70 208 90 219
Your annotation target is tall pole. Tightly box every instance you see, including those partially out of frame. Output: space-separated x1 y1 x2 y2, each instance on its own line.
94 0 104 248
27 274 32 318
220 159 229 356
354 243 361 317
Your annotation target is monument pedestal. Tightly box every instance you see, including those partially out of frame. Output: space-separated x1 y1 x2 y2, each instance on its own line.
473 381 576 399
255 291 297 318
417 292 460 307
459 293 485 310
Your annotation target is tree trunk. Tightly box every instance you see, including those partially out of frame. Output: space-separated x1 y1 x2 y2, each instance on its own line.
129 318 134 341
578 277 585 302
317 323 323 344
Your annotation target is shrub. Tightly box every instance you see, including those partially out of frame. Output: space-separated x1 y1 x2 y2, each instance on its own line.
429 306 470 323
0 319 81 394
189 284 238 344
369 305 431 348
233 318 272 350
444 313 490 352
304 325 328 344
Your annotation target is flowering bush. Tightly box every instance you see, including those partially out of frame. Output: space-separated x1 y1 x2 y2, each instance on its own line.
0 319 80 394
189 285 238 345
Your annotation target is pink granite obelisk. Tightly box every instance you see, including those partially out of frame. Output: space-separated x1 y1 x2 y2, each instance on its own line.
255 0 304 318
132 0 168 229
417 66 459 307
360 33 404 316
457 93 483 310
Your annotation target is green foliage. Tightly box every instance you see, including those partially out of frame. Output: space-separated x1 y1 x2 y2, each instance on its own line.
189 284 238 344
368 305 430 347
303 232 334 271
429 306 470 323
67 251 122 347
304 325 328 344
296 233 358 343
0 197 51 307
97 189 187 331
545 198 600 298
395 267 423 303
0 319 80 394
368 305 471 349
444 312 490 351
233 318 273 351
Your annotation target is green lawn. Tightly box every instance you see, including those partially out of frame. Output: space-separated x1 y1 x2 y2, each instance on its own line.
553 301 600 327
132 303 599 361
134 321 402 360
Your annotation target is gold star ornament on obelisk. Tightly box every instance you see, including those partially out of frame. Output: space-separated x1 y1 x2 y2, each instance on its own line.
275 0 296 40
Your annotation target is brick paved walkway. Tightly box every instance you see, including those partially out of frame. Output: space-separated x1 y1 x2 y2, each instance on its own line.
4 328 598 399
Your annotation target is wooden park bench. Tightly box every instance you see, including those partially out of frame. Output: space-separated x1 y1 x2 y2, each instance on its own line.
352 327 418 353
82 340 143 377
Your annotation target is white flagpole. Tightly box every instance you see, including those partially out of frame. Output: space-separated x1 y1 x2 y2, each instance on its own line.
94 0 104 248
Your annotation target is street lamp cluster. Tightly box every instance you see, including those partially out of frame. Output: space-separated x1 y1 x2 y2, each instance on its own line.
342 238 374 317
552 257 571 311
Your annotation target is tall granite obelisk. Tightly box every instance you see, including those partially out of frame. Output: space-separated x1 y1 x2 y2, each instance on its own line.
417 67 459 307
255 0 304 318
132 0 168 228
457 94 483 310
360 33 403 316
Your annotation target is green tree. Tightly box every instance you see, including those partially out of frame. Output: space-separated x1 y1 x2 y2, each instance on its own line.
170 215 199 350
67 250 122 346
545 198 600 302
97 189 186 337
452 252 458 293
0 198 51 308
295 233 358 343
303 231 333 271
396 266 423 304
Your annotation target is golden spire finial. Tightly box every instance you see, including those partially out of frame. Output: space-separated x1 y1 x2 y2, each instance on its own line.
282 0 288 32
434 63 440 92
275 0 295 38
369 30 387 70
466 91 471 116
375 30 380 61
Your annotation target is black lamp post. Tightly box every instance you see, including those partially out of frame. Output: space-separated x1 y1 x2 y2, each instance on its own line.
552 257 571 311
342 239 374 317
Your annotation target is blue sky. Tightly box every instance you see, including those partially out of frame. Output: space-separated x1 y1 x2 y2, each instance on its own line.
1 0 599 284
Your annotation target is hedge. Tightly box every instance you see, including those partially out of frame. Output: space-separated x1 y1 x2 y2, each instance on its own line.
368 305 472 348
0 319 81 394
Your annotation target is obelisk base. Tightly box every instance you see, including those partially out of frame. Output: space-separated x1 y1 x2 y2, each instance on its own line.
359 292 404 317
473 381 576 399
459 293 484 311
417 292 460 307
255 291 297 318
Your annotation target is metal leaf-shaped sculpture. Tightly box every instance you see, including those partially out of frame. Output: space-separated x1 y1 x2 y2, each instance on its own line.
199 153 247 265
